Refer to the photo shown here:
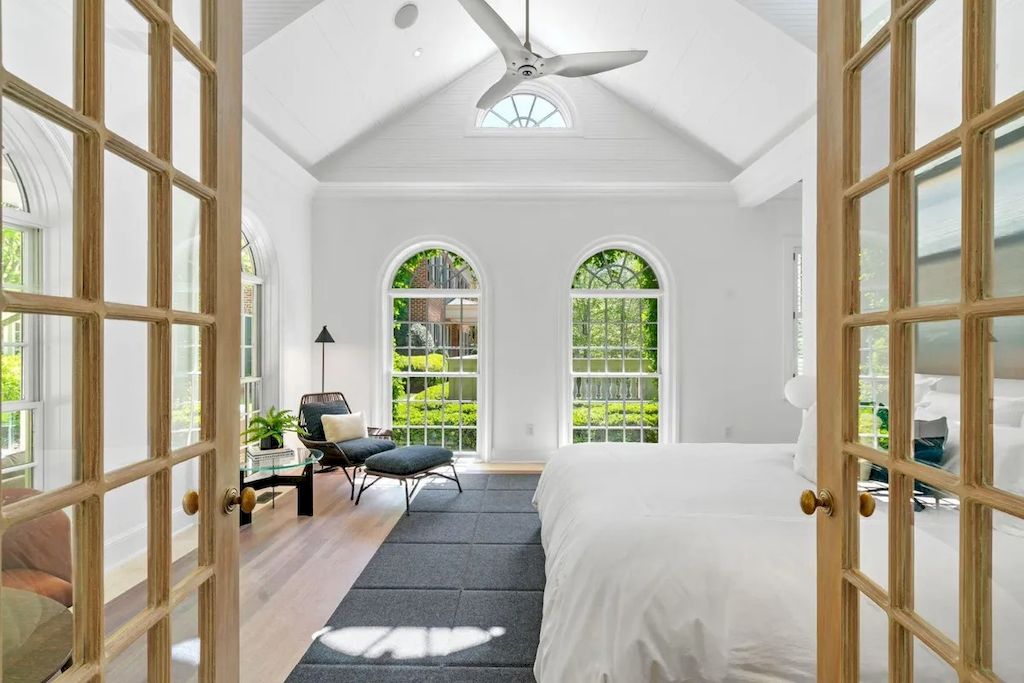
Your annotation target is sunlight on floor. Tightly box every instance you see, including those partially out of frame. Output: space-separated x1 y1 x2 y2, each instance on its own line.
313 625 507 659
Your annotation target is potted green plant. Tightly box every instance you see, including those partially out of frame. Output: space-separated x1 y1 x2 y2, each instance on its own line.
241 407 307 450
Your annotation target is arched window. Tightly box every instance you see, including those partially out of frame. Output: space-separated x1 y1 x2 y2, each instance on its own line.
480 92 567 128
240 232 262 446
1 150 42 488
388 249 481 453
570 249 662 444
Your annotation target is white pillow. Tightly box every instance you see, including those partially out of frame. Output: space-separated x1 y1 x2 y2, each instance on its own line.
914 376 940 403
793 403 817 483
322 411 368 443
918 391 960 423
993 397 1024 428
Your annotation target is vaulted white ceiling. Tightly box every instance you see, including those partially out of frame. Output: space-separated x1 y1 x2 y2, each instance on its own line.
242 0 817 174
732 0 816 51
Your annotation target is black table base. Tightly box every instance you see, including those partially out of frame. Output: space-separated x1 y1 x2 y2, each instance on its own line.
239 463 314 526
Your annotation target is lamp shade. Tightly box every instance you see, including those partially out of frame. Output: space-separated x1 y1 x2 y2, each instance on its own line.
785 374 817 410
314 326 335 344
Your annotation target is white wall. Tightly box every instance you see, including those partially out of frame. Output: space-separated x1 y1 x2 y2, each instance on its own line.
312 191 803 461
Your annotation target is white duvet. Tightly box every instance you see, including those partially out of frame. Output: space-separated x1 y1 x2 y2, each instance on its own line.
532 443 1024 683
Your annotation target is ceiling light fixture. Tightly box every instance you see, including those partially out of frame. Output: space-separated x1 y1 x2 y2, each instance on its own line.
413 47 423 57
394 3 419 30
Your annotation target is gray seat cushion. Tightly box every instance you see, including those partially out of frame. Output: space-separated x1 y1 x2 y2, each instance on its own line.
336 438 397 464
365 446 454 476
301 401 350 441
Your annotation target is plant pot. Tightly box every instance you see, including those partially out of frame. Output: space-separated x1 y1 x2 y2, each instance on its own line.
259 435 283 450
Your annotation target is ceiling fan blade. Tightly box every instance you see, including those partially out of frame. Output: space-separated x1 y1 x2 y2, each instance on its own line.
476 71 520 110
545 50 648 77
456 0 523 60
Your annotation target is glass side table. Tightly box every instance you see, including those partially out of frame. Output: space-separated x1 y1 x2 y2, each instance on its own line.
239 448 323 526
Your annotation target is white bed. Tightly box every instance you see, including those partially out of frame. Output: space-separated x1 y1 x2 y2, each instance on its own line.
532 442 1024 683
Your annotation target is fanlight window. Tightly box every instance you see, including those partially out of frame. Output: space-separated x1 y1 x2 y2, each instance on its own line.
570 249 662 444
572 249 660 290
2 152 28 211
241 232 257 275
389 249 481 453
480 93 567 129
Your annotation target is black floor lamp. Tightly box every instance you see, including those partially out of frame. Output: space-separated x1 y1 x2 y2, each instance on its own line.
315 325 335 392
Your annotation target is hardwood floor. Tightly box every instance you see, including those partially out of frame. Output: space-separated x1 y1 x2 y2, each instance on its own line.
106 461 543 682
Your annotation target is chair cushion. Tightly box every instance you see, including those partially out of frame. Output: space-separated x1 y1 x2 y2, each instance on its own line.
336 437 397 464
365 446 454 476
2 568 74 607
301 401 350 441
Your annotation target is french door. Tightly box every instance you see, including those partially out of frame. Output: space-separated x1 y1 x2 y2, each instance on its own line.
0 0 243 680
817 0 1024 680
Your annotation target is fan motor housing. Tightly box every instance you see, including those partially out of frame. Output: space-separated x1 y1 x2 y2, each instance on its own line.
518 64 538 78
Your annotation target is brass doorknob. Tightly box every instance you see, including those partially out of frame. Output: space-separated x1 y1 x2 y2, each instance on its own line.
182 490 200 516
223 487 257 514
800 489 835 516
859 492 877 518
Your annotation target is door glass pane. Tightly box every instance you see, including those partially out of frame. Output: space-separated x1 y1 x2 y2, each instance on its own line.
1 0 74 105
1 314 77 494
106 629 148 679
172 325 203 449
858 326 890 452
995 0 1024 105
913 0 962 148
0 502 75 678
993 509 1024 680
912 320 960 476
172 187 202 312
2 99 75 298
858 184 890 312
105 152 150 306
172 51 202 181
914 638 956 681
989 316 1024 495
105 0 150 149
912 485 959 642
859 459 889 590
171 591 201 681
860 0 890 46
992 116 1024 299
105 320 151 472
860 45 891 180
914 150 962 306
859 592 888 682
171 458 202 581
175 0 203 47
104 476 149 637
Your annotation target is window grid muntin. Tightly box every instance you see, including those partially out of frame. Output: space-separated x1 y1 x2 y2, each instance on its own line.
389 290 480 454
479 93 567 129
569 249 663 445
833 0 1024 678
0 0 228 677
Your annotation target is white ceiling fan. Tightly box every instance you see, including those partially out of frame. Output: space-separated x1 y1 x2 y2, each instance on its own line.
457 0 648 110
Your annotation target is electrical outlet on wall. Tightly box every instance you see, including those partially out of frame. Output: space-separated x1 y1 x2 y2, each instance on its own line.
526 423 535 437
724 425 733 439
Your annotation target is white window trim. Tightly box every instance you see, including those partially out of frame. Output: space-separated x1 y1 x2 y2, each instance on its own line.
782 235 804 390
376 238 492 460
558 237 676 447
240 211 281 412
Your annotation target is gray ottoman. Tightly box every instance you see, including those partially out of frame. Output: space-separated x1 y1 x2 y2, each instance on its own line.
356 446 461 515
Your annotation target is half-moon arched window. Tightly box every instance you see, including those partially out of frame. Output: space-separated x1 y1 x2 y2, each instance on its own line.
480 93 567 128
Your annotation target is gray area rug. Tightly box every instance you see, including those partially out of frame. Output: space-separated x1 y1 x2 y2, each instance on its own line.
287 473 543 683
